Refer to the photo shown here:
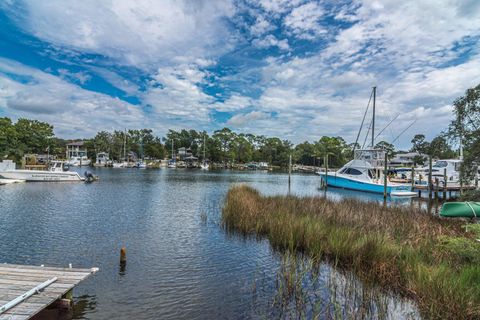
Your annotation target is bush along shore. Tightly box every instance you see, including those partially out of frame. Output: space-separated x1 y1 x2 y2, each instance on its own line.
222 185 480 319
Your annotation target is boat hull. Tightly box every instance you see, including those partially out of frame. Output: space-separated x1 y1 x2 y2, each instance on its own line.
322 174 412 195
0 170 84 182
440 202 480 218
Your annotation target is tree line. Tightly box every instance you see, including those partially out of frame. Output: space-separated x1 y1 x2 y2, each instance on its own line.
1 83 477 168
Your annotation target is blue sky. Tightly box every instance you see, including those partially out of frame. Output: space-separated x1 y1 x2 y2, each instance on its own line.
0 0 479 149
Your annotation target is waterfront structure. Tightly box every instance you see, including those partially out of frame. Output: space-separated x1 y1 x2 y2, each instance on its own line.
390 152 425 167
66 141 91 166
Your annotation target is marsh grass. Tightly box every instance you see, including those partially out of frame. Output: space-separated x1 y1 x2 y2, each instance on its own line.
223 185 480 319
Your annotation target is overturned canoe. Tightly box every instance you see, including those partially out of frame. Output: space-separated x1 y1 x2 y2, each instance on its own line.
440 202 480 218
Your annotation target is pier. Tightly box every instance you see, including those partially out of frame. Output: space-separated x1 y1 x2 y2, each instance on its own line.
0 263 98 320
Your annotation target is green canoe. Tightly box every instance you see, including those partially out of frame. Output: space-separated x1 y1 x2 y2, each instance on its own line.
440 202 480 218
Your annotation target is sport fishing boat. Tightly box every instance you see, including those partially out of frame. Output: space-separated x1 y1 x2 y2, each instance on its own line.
319 87 415 197
0 160 84 182
320 149 416 196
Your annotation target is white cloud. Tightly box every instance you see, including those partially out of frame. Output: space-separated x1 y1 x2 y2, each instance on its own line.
3 0 236 68
283 2 326 40
252 35 290 51
227 111 270 127
213 94 253 112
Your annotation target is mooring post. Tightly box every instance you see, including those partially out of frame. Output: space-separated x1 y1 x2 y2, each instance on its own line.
443 168 447 199
411 166 415 191
120 247 127 264
428 156 433 199
324 155 328 190
475 175 479 189
434 178 439 199
288 154 292 185
383 152 388 199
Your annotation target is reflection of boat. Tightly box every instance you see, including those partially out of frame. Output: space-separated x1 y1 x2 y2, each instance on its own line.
0 160 84 182
136 161 147 169
321 149 416 196
440 202 480 218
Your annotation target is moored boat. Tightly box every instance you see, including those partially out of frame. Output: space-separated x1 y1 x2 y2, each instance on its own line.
0 160 84 182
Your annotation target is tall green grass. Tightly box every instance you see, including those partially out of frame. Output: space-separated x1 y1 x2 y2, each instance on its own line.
222 185 480 319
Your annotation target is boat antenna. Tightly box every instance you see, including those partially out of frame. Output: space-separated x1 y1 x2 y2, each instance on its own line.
374 113 400 141
391 120 416 144
352 89 373 155
371 86 376 148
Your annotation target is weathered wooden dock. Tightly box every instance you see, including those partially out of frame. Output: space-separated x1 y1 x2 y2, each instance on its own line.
0 263 98 320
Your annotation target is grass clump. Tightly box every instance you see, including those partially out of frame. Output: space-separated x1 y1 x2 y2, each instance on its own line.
222 185 480 319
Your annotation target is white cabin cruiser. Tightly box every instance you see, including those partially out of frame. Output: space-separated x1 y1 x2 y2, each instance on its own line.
319 149 416 196
0 160 84 182
66 141 91 166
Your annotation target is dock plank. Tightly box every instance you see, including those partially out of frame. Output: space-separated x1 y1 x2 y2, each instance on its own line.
0 263 97 320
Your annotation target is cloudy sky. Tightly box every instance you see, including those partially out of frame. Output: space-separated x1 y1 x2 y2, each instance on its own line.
0 0 479 148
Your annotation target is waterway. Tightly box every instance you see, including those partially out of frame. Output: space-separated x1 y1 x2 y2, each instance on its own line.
0 169 420 319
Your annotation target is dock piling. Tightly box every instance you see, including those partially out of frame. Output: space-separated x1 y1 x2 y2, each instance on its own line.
383 152 387 199
120 247 127 264
443 168 447 199
428 156 433 199
411 166 415 191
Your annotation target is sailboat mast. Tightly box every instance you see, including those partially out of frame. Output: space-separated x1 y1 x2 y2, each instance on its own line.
372 86 376 148
123 128 127 161
203 134 206 160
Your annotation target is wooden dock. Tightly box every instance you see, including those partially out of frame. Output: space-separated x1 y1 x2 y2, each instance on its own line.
0 263 98 320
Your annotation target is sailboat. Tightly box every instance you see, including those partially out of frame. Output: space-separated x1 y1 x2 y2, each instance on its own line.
320 87 416 197
113 129 128 168
200 134 209 170
167 139 176 168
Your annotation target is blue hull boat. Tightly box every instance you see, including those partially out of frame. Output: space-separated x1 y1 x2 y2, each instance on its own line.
322 174 413 196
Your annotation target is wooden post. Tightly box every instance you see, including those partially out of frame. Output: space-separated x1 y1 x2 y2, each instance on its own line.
411 166 415 191
475 175 479 189
324 155 328 190
434 178 439 199
120 247 127 264
383 152 388 199
428 156 433 199
443 168 447 199
288 154 292 185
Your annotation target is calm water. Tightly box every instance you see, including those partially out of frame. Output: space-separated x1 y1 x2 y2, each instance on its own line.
0 169 418 319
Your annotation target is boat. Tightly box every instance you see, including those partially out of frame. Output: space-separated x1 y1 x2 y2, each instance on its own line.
167 139 177 168
200 134 209 170
319 87 416 197
440 202 480 218
320 149 416 196
95 152 112 167
66 141 91 166
0 160 84 182
136 161 147 169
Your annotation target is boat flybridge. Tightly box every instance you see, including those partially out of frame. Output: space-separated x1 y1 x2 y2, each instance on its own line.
0 160 84 182
321 149 416 196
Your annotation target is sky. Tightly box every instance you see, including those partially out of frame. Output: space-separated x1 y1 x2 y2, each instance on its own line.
0 0 479 149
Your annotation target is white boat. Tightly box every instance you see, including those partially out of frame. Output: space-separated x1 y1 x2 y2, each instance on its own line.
319 87 415 197
136 161 147 169
319 149 416 196
66 141 91 166
95 152 111 167
0 160 84 182
112 161 128 168
167 160 176 168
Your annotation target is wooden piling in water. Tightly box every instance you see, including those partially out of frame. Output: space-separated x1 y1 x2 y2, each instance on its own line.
383 152 387 199
120 247 127 264
411 166 415 191
428 156 433 199
443 168 447 199
324 155 328 190
434 178 439 199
